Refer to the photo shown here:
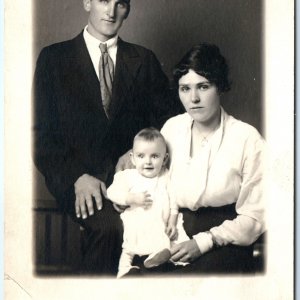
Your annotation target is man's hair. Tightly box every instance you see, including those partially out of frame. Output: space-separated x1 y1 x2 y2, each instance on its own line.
173 43 231 93
122 0 131 18
133 127 166 146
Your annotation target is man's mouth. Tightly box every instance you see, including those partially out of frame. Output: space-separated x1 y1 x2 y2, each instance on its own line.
103 19 116 23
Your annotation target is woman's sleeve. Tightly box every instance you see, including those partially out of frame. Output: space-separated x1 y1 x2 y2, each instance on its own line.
107 171 131 205
193 130 266 253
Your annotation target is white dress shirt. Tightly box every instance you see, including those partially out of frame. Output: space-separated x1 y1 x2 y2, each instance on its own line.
83 25 118 79
161 107 265 254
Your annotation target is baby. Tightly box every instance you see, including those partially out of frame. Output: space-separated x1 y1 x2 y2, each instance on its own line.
107 127 189 278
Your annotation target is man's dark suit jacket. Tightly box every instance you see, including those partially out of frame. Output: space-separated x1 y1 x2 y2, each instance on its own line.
34 32 180 211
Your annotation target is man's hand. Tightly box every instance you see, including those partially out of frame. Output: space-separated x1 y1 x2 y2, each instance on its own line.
74 174 107 219
170 239 201 263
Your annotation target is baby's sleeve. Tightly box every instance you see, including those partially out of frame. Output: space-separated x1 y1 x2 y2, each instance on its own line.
107 170 130 205
166 173 179 215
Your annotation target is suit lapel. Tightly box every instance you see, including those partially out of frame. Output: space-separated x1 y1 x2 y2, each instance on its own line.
109 39 142 120
68 35 142 122
71 33 108 120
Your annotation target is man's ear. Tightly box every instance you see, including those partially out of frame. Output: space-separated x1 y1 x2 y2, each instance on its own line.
83 0 91 12
124 4 130 19
130 152 136 166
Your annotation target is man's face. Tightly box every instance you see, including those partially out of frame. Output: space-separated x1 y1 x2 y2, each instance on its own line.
83 0 129 41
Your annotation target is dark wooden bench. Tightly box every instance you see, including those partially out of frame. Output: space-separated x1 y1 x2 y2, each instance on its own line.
33 198 83 274
34 198 265 274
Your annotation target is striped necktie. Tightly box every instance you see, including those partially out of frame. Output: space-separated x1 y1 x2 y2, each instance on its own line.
99 43 114 118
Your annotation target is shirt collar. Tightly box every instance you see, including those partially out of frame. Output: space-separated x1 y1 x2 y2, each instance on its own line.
83 25 118 50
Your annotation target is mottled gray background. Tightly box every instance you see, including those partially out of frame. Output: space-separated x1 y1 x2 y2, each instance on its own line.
33 0 263 204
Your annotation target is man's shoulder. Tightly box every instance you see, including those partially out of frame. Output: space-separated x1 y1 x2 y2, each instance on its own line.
40 32 83 56
118 39 155 57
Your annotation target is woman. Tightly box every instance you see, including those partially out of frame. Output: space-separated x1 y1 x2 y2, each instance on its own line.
160 43 265 273
115 43 265 274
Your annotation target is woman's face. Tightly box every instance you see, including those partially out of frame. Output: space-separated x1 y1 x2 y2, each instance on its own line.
178 69 221 127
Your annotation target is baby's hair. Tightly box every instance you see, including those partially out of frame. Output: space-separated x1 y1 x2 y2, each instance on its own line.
133 127 166 146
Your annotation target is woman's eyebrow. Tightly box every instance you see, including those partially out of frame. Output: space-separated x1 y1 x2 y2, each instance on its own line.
179 81 210 86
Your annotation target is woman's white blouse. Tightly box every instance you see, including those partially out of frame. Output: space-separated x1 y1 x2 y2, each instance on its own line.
161 108 265 252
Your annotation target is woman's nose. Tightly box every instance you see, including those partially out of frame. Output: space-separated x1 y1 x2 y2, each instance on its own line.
191 89 200 103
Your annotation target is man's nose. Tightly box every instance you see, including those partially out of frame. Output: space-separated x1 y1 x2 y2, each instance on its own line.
191 89 200 103
107 2 116 18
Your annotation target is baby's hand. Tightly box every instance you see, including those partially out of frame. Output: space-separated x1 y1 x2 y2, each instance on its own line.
166 223 178 241
126 191 153 208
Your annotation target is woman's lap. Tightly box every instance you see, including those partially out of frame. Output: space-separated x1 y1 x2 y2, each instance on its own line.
169 203 254 274
126 203 255 276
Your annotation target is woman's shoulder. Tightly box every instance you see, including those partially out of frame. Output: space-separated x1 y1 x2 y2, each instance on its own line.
225 113 263 142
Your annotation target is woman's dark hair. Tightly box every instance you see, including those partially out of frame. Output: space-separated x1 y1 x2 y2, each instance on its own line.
173 43 231 93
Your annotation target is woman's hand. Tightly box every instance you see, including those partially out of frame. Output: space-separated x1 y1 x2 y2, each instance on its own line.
170 239 201 263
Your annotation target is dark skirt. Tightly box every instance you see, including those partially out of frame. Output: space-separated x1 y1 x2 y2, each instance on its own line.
174 203 255 274
129 203 255 276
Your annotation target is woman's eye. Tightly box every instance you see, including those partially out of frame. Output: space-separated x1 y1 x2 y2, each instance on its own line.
199 85 209 90
180 86 189 92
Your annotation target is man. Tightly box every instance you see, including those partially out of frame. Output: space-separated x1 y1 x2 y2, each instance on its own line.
33 0 180 275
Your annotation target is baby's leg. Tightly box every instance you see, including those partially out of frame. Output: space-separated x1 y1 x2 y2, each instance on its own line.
143 228 172 269
144 248 171 269
117 250 136 278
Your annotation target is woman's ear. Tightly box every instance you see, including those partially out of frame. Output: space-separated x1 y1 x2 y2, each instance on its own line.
83 0 91 12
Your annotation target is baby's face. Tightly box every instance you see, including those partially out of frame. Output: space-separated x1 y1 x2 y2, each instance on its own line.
131 138 167 178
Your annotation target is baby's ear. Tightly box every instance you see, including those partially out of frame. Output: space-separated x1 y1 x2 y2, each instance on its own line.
163 153 169 167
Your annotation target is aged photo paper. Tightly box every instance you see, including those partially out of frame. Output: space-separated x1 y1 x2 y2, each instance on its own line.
4 0 294 299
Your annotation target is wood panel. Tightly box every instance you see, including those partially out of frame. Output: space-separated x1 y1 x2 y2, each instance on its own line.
34 207 83 274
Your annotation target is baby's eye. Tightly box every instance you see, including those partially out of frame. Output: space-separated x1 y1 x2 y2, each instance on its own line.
137 154 144 158
152 154 159 159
